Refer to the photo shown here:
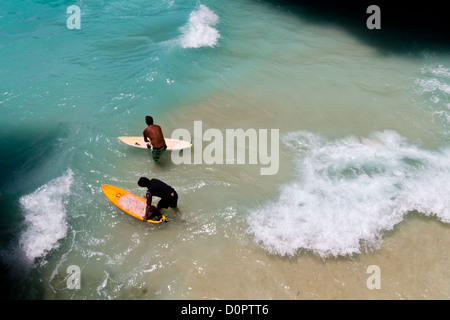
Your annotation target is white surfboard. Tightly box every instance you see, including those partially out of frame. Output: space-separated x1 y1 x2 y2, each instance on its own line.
118 136 192 151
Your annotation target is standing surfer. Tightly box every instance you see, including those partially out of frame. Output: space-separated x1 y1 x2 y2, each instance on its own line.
143 115 167 163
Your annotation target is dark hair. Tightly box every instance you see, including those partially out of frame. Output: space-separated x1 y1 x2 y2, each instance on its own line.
138 177 150 187
145 116 153 126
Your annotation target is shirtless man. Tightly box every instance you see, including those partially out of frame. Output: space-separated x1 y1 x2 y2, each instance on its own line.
143 116 167 163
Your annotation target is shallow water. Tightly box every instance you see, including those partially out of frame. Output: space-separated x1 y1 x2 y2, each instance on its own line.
1 0 449 299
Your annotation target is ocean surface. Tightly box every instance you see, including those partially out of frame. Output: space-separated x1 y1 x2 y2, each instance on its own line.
1 0 449 299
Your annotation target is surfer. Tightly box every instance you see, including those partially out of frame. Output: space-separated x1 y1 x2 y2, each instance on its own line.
143 115 167 163
138 177 179 222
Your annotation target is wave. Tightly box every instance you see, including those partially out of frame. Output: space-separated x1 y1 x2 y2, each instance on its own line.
16 169 74 267
247 130 450 258
178 4 220 49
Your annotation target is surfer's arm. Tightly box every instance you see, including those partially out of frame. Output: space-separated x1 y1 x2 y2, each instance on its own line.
143 191 152 222
143 131 152 149
143 130 149 142
143 205 151 222
145 191 152 206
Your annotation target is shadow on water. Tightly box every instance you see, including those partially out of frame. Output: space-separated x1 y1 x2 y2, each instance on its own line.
261 0 450 55
0 125 69 197
0 125 68 299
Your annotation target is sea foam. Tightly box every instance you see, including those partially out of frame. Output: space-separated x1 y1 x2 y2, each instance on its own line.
178 4 220 48
17 169 74 266
248 130 450 258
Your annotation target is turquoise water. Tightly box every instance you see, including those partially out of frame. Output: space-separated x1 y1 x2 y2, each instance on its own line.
1 1 450 299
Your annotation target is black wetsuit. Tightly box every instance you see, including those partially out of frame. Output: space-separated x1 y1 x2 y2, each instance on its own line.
145 179 178 209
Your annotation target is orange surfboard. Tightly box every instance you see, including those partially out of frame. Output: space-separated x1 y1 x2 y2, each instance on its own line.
101 184 166 224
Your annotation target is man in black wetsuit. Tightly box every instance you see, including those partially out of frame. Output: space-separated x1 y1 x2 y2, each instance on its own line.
138 177 178 222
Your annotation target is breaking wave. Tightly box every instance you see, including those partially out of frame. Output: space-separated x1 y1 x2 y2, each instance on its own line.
248 130 450 258
179 4 220 49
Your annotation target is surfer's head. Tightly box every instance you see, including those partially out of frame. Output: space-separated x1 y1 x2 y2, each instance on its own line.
145 116 153 126
138 177 151 187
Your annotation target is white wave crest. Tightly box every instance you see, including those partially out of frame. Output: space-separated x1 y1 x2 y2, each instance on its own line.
179 4 220 49
18 169 74 265
247 131 450 258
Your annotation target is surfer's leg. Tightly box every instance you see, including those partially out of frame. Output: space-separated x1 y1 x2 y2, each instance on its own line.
169 191 178 208
152 149 160 163
151 145 167 163
157 198 170 209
